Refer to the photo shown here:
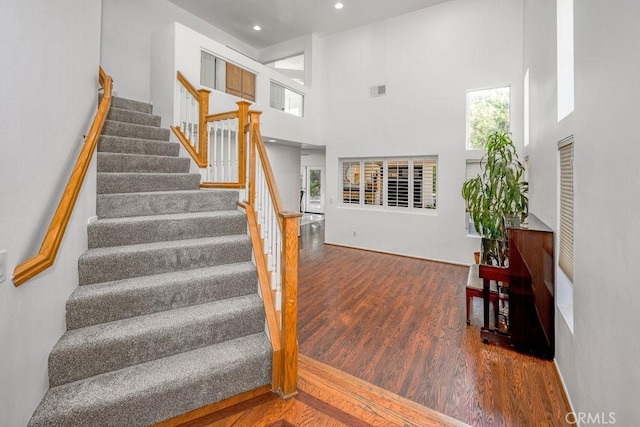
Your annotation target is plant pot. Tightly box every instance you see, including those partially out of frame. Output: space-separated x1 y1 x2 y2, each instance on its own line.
481 237 508 267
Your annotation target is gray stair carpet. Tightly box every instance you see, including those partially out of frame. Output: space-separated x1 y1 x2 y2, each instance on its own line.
29 96 271 426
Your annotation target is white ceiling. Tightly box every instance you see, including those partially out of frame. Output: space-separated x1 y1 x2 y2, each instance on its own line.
168 0 452 49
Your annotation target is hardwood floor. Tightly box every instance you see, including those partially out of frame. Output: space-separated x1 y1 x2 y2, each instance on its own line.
298 221 571 427
173 356 466 427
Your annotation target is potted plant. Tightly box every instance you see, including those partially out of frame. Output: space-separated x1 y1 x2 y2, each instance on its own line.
461 132 528 266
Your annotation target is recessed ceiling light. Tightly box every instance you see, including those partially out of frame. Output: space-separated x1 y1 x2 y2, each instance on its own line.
334 2 344 10
253 25 261 31
269 139 277 142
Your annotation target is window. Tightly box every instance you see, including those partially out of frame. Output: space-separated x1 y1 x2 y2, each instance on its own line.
201 51 225 91
558 137 574 282
264 53 305 85
200 51 256 101
524 69 530 146
339 157 437 211
466 87 510 150
270 81 304 117
465 160 483 236
557 0 574 121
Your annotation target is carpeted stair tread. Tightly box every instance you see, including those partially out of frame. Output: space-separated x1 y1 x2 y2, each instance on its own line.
97 189 239 218
97 152 190 173
28 333 272 427
107 106 161 127
106 96 153 114
97 172 201 194
66 262 258 329
88 210 247 248
78 235 252 285
98 135 180 157
49 293 265 387
102 120 170 141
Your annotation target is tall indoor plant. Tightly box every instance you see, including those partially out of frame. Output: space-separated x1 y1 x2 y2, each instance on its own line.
462 132 528 266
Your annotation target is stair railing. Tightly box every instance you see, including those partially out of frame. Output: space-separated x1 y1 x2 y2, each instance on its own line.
172 72 247 188
13 67 113 286
172 71 300 397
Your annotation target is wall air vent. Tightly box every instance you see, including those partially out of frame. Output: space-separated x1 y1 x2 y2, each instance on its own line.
369 85 386 97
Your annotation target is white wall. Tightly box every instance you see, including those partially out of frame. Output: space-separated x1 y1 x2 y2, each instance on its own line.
0 1 102 425
319 0 523 264
525 0 640 423
264 143 302 213
257 34 315 88
100 0 257 102
301 149 326 169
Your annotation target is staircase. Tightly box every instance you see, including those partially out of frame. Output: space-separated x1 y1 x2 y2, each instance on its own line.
29 97 272 426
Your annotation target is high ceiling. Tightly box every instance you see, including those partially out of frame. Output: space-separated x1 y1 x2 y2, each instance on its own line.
168 0 452 49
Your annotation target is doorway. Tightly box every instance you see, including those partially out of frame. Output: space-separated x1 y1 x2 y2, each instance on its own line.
301 167 325 214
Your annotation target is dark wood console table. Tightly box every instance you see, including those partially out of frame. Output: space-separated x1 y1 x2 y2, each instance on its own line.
478 214 554 359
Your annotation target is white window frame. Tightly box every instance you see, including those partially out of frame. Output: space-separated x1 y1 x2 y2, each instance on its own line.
339 156 437 212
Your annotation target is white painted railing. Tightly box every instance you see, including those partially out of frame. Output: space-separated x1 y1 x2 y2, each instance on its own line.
253 150 283 315
207 118 239 183
178 84 200 155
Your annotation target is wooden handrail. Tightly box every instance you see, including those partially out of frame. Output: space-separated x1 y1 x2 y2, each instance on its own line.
246 110 301 398
249 112 286 225
176 71 199 99
13 67 112 286
205 111 238 122
170 125 207 168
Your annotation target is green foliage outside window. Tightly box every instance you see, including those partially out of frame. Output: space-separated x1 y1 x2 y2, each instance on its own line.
467 87 510 150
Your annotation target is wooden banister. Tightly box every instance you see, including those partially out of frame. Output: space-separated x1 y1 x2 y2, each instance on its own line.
173 70 300 397
13 67 112 286
249 112 286 221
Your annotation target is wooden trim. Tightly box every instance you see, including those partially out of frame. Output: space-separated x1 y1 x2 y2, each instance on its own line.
236 101 250 187
200 182 245 189
13 67 112 286
205 111 239 122
552 361 574 419
153 385 272 427
197 89 210 166
176 70 199 99
298 355 468 426
280 213 302 398
170 126 206 168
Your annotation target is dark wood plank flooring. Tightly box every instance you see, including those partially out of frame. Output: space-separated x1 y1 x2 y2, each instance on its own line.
298 221 570 427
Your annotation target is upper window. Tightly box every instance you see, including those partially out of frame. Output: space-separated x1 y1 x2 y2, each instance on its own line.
264 53 305 86
557 0 574 121
340 157 437 211
466 87 510 150
270 81 304 117
201 51 256 102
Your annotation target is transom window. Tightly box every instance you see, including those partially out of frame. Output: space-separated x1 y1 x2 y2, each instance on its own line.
466 87 510 150
340 157 437 211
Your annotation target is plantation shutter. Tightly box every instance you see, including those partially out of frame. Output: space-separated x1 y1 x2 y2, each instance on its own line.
413 159 437 209
341 160 361 204
363 160 384 206
559 139 574 282
387 160 409 207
